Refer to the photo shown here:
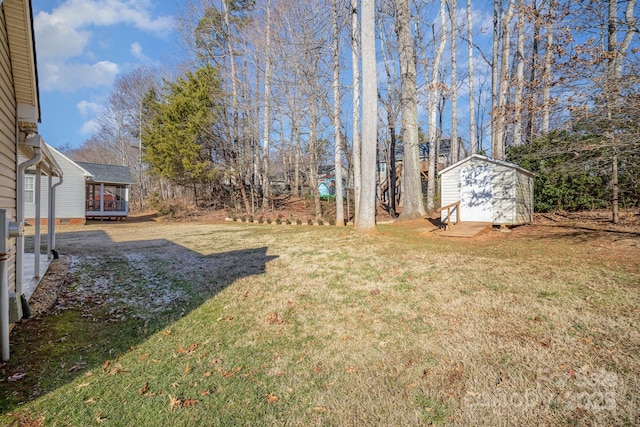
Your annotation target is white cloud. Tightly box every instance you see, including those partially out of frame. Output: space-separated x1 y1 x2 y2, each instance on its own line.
77 100 103 117
80 118 100 135
40 60 119 92
130 42 148 61
33 0 173 92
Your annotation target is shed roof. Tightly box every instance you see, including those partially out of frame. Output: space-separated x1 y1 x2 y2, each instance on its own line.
438 154 535 177
76 162 134 185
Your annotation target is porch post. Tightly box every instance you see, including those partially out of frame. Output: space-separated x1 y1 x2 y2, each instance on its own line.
100 183 105 214
34 165 41 278
125 186 129 215
47 174 52 259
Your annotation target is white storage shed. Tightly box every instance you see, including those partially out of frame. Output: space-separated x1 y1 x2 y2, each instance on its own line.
439 154 534 226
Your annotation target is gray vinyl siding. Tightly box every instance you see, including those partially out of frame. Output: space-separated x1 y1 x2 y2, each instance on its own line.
0 6 17 292
23 148 87 220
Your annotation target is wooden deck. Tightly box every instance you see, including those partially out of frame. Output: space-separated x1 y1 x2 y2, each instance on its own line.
440 221 493 238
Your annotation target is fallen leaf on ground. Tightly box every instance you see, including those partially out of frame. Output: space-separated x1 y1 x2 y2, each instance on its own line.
184 365 191 374
266 393 279 404
102 360 111 371
68 363 86 372
169 395 181 411
95 413 107 423
140 353 150 361
183 399 200 407
84 398 97 404
345 367 358 373
312 406 330 412
75 382 91 389
7 373 26 382
203 371 212 377
162 330 172 336
138 382 149 395
201 390 210 396
222 366 242 378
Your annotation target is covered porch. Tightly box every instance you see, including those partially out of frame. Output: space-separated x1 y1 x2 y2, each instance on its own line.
77 162 133 221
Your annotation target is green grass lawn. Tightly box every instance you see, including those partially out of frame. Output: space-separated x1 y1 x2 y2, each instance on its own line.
1 220 638 426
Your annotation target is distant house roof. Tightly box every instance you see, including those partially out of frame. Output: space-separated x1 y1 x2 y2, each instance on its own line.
76 162 134 185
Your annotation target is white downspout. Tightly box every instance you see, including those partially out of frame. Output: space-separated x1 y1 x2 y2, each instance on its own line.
17 148 42 295
47 174 52 258
34 164 41 278
49 176 63 254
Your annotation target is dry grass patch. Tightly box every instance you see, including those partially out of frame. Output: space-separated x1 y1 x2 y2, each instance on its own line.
2 219 638 426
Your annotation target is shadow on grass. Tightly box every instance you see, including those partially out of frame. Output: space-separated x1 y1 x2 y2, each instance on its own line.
0 229 277 414
525 224 640 243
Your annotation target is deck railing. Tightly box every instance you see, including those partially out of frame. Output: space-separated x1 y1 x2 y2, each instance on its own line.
86 200 127 212
437 201 460 230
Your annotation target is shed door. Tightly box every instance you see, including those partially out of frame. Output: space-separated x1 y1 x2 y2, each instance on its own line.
460 164 493 222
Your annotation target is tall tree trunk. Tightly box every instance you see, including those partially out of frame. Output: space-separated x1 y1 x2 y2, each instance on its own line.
541 0 555 134
356 0 377 233
491 0 500 155
221 0 249 214
424 0 447 211
309 103 322 219
612 150 619 224
332 0 345 226
495 0 514 160
379 15 397 216
351 0 362 225
396 0 426 220
467 0 477 154
513 0 525 146
262 0 272 210
449 0 459 164
526 0 539 139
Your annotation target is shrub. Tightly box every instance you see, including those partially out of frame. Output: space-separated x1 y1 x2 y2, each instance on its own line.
266 217 273 224
276 218 282 225
307 219 313 225
285 218 291 225
318 219 324 226
296 219 302 225
329 218 336 226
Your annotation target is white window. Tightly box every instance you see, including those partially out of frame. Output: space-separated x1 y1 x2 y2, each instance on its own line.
25 175 35 204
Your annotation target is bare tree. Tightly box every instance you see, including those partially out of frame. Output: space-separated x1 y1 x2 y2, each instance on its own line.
396 0 425 219
467 0 477 154
332 0 345 225
356 0 377 232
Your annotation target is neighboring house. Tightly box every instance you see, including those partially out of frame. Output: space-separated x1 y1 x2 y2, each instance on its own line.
24 144 134 223
24 144 91 224
439 154 535 226
77 162 133 220
0 0 63 360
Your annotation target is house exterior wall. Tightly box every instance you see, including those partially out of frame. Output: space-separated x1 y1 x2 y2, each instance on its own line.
24 148 87 224
0 6 18 292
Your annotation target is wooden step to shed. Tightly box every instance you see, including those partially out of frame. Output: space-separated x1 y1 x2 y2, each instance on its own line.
440 221 493 238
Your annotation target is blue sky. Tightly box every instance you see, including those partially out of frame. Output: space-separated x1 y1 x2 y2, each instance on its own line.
32 0 180 149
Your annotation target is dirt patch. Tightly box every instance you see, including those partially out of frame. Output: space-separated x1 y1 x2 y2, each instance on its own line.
26 257 72 317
